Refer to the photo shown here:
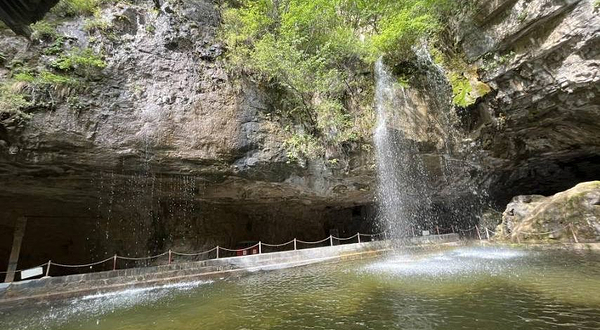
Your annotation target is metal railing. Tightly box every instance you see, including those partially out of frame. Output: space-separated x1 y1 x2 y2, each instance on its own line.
2 225 510 282
1 232 387 282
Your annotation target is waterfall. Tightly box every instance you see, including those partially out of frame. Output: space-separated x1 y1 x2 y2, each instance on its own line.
374 58 431 240
374 51 488 241
374 58 398 237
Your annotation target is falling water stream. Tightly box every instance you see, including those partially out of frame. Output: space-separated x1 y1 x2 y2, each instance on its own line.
373 58 440 239
374 58 414 238
2 51 598 330
373 51 487 239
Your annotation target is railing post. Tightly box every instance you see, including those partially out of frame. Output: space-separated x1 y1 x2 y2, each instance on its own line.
216 246 219 259
113 254 117 271
411 226 415 237
436 226 440 235
570 223 579 243
475 225 482 240
168 249 172 265
485 228 490 240
45 260 51 277
4 216 27 283
451 225 455 233
516 234 521 244
258 241 262 254
293 238 297 250
329 235 333 246
383 231 388 240
357 233 361 244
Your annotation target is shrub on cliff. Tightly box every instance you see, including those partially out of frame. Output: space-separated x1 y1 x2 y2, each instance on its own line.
221 0 454 160
51 0 118 17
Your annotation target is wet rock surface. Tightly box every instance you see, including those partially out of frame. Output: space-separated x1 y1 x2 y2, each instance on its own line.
0 0 374 208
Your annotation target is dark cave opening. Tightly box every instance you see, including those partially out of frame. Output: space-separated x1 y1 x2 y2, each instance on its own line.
488 154 600 208
0 189 377 280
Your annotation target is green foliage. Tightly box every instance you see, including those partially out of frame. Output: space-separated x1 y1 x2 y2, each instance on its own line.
430 44 491 107
83 12 111 32
13 71 36 83
283 131 324 162
397 76 410 88
2 66 79 124
367 2 449 61
38 71 79 86
52 0 100 16
51 0 118 17
30 21 58 39
0 83 32 122
446 64 490 107
43 36 66 56
51 48 107 77
222 0 454 160
145 24 156 34
481 51 516 72
13 67 78 87
449 73 472 107
595 0 600 8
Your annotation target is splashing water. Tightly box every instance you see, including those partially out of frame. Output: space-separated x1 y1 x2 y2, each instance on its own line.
1 280 212 330
374 58 433 240
3 248 600 330
364 247 529 277
373 50 488 240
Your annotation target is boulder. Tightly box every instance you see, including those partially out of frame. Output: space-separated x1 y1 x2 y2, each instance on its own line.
495 181 600 242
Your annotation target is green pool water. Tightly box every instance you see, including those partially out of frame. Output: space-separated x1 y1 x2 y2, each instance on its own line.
2 246 600 330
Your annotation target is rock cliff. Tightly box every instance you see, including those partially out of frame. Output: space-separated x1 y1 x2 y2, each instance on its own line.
0 0 598 268
0 0 375 269
0 0 374 207
461 0 600 204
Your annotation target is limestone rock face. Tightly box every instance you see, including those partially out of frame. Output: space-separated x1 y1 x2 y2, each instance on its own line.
0 0 374 207
1 0 596 212
0 0 375 268
461 0 600 203
372 0 600 214
0 0 599 269
495 181 600 242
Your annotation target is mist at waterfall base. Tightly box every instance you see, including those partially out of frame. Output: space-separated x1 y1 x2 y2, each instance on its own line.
373 54 486 240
